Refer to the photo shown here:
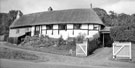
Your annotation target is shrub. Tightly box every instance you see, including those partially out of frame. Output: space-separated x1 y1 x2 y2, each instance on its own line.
75 33 86 43
88 38 100 54
21 35 54 47
110 24 135 42
56 36 66 47
57 38 76 50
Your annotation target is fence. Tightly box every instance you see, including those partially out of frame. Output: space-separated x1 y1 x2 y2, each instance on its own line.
113 42 135 60
76 38 99 56
76 40 88 56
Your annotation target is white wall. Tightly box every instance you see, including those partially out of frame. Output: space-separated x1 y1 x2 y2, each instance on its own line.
41 24 100 40
10 24 100 40
9 27 31 37
31 26 35 36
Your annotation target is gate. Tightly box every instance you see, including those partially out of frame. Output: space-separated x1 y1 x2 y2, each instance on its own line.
113 42 132 60
76 40 88 56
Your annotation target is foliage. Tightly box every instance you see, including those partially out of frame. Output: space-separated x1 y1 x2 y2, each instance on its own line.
57 37 76 50
21 35 54 47
94 8 135 26
75 33 86 43
21 35 77 50
0 10 23 35
88 38 100 54
110 24 135 42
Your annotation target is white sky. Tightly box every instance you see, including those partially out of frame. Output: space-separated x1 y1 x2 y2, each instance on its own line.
0 0 135 14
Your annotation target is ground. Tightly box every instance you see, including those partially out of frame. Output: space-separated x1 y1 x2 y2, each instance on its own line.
0 42 135 68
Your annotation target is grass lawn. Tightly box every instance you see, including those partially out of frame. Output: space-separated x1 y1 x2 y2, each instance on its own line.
0 47 39 60
2 42 75 56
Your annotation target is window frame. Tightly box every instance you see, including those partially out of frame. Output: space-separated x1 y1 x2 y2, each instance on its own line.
58 24 67 30
46 25 53 30
74 24 81 29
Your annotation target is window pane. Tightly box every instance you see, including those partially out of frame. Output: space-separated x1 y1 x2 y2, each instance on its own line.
35 26 40 31
35 26 40 35
59 24 66 30
93 25 99 30
74 24 81 29
89 25 93 30
46 25 53 30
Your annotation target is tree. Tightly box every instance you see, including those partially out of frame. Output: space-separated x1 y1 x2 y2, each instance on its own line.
110 24 135 42
0 10 23 35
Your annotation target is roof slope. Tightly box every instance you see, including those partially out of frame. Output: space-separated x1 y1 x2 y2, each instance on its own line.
10 8 104 28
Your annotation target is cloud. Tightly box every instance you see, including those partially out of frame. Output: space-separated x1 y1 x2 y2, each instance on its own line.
102 0 135 14
0 0 135 14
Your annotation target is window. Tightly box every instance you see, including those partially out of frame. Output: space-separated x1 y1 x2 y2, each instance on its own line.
59 24 67 30
93 25 99 30
89 25 93 30
46 25 53 30
74 24 81 29
16 29 20 34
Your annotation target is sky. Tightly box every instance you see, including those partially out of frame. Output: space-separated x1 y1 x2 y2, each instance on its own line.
0 0 135 14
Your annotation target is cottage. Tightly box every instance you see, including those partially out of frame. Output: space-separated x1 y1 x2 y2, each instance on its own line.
9 8 104 43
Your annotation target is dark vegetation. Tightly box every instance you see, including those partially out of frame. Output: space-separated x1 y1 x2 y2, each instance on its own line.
93 8 135 43
93 8 135 26
110 24 135 42
0 47 38 60
0 10 23 35
20 35 76 51
88 38 101 55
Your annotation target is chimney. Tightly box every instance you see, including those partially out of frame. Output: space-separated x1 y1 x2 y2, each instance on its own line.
16 11 20 19
90 3 92 8
48 6 53 11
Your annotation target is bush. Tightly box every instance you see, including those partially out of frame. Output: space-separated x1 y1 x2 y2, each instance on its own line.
88 38 100 54
56 38 76 50
110 24 135 42
21 35 55 47
75 33 86 43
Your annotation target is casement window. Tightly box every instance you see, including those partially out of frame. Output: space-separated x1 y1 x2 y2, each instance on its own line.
46 25 53 30
89 24 99 30
16 29 20 34
89 25 93 30
74 24 81 29
35 26 40 35
58 24 67 30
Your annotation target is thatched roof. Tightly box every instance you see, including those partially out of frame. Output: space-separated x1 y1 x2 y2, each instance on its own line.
10 8 104 28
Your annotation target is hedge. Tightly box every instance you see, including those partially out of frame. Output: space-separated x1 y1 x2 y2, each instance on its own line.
87 38 100 54
110 24 135 42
